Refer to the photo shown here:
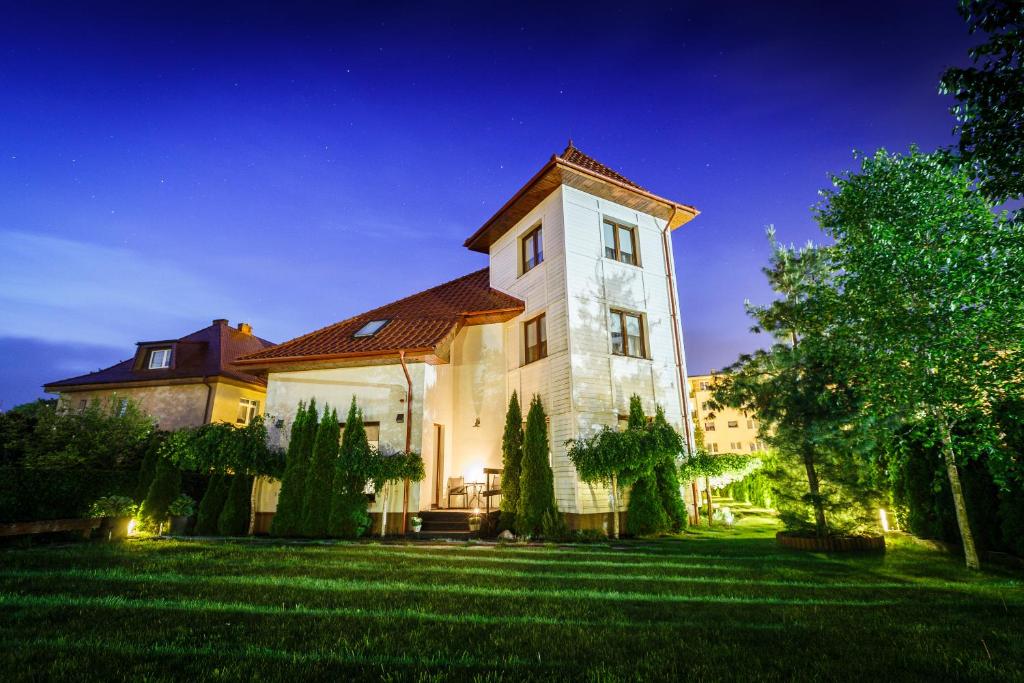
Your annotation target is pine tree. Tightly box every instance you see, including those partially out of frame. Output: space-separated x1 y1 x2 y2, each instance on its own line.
271 400 315 537
652 407 688 532
194 473 230 535
218 473 253 536
517 395 558 537
138 455 181 531
498 391 524 532
301 405 339 537
328 397 373 538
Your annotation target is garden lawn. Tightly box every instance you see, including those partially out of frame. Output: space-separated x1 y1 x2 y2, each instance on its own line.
0 509 1021 681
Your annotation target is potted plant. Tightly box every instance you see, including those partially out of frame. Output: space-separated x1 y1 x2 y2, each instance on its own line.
410 515 423 533
167 494 196 536
468 512 482 533
89 495 138 541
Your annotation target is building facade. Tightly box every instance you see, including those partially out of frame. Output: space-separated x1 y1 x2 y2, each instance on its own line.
688 373 766 454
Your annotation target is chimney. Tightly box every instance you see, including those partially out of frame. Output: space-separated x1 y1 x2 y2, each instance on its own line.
237 322 253 335
213 318 228 326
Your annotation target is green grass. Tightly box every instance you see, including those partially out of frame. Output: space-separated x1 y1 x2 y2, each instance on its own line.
0 504 1021 681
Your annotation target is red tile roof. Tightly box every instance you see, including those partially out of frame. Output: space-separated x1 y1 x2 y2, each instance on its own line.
558 141 648 191
45 320 275 390
237 268 524 365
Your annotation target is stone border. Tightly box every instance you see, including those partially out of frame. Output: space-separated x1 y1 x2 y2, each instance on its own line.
776 531 885 552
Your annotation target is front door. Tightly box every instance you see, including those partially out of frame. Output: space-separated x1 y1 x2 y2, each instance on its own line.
432 424 444 508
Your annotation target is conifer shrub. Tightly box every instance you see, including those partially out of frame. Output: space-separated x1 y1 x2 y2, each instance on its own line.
138 455 181 530
499 391 523 532
651 408 688 532
302 405 339 537
218 474 253 536
271 399 316 537
194 473 230 535
627 472 668 536
134 433 164 501
328 398 373 538
517 395 558 537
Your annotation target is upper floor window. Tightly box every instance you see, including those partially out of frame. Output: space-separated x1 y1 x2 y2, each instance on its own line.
704 422 715 432
524 313 547 364
603 218 639 266
609 309 646 358
521 225 543 274
236 398 260 425
699 381 710 391
148 348 171 369
354 319 389 338
727 420 739 428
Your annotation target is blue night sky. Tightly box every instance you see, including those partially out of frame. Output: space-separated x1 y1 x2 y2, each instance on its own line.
0 1 976 409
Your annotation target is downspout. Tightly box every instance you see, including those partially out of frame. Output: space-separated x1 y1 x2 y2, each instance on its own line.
201 376 215 423
399 351 413 535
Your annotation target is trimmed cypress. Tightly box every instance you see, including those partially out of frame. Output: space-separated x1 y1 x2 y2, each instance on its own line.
517 395 558 537
134 433 163 501
218 473 253 536
328 397 373 538
271 400 315 537
301 405 339 537
194 473 230 535
498 391 524 532
627 472 669 536
138 455 181 531
652 408 688 532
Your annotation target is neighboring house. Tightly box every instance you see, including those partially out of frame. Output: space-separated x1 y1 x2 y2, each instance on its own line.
45 319 275 431
689 372 767 454
237 143 700 532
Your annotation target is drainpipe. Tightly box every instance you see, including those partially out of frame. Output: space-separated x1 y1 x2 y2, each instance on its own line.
201 376 215 423
399 351 413 535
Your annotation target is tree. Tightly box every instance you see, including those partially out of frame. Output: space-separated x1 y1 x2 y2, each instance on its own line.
302 405 340 537
194 473 230 535
940 0 1024 203
626 395 671 536
369 447 425 536
138 455 181 531
218 473 253 536
651 407 689 532
498 391 524 532
271 399 317 537
816 148 1024 568
134 432 166 501
328 398 375 538
517 395 558 537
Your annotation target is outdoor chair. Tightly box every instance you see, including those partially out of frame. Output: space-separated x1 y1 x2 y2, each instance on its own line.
447 476 468 508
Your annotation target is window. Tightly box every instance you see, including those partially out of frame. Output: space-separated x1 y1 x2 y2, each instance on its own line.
603 218 639 266
523 314 547 364
148 348 171 369
727 420 738 428
617 414 653 430
701 402 710 412
749 443 757 452
699 381 710 391
609 309 646 358
117 398 129 417
354 319 389 338
521 225 543 274
704 422 715 432
236 398 260 425
340 421 380 450
710 442 719 453
730 441 743 450
78 399 87 411
747 419 754 429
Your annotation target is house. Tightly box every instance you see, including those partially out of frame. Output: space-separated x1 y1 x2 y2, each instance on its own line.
236 143 700 533
44 319 275 431
689 372 767 454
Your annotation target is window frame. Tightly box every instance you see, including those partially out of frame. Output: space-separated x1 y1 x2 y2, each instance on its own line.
148 348 172 369
353 319 390 338
727 420 739 428
602 218 641 266
236 398 260 426
609 308 647 359
523 313 547 365
520 224 544 275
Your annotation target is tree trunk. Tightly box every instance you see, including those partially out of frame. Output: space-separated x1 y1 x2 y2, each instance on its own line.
610 474 620 539
247 476 259 536
705 476 713 527
691 480 701 524
801 445 828 537
938 420 981 570
380 483 389 538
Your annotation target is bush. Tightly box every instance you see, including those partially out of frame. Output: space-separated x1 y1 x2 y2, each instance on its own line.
194 473 230 535
328 398 374 538
271 399 317 537
167 494 196 517
627 473 668 536
517 395 557 537
134 434 164 501
138 457 181 530
88 495 137 518
0 468 137 523
499 391 524 533
218 474 253 536
302 406 339 537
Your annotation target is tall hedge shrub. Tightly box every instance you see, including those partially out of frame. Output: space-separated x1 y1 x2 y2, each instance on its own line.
499 391 524 532
194 473 230 535
271 399 316 537
517 395 558 537
218 474 253 536
138 456 181 530
328 397 373 538
652 408 688 532
302 405 339 537
625 396 665 536
134 433 164 501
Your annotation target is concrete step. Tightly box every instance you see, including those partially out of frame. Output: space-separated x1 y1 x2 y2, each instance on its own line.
421 521 468 531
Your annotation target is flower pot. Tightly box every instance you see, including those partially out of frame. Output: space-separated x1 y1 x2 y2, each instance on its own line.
169 515 191 536
411 523 423 533
468 517 482 533
101 516 132 541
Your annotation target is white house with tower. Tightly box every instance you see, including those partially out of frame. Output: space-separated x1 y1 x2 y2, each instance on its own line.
235 143 700 533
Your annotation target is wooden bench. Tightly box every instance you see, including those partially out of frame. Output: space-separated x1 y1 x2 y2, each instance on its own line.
0 518 103 539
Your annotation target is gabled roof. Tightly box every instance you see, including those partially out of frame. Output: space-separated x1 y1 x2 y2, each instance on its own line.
463 142 698 253
235 268 524 368
45 320 275 391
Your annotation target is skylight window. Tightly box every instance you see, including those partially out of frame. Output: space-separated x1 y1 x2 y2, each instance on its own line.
353 319 389 338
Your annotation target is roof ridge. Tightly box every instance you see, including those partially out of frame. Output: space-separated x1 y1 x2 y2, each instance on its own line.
555 143 647 191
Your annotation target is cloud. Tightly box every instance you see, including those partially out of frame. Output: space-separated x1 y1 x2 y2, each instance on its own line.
0 231 239 347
